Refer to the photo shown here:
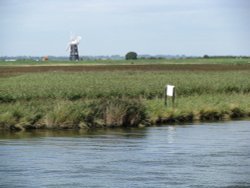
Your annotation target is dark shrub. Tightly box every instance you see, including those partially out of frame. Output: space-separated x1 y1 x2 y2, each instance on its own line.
125 52 137 60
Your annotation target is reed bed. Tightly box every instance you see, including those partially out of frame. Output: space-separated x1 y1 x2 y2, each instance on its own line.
0 71 250 102
0 94 249 131
0 70 250 130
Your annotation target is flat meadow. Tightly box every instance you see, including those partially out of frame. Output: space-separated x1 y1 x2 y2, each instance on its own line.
0 58 250 130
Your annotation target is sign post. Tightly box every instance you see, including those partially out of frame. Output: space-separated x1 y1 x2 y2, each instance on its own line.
165 85 176 107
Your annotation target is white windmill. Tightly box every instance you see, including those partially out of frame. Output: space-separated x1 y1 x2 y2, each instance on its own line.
67 34 82 61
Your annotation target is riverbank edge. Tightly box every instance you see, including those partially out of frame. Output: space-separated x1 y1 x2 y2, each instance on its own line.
1 98 250 131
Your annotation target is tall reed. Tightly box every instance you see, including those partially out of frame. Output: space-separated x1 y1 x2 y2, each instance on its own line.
0 71 249 102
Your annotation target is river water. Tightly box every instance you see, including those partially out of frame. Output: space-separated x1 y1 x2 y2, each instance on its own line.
0 121 250 188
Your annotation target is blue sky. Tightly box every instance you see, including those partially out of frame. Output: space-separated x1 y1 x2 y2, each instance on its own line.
0 0 249 56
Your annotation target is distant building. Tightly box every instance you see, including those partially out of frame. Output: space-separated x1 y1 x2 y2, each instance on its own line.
42 56 49 61
5 59 16 62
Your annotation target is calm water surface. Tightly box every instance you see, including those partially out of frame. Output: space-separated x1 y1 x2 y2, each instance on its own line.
0 121 250 188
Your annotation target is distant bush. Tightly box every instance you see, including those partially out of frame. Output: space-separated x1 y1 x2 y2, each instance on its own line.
125 52 137 60
203 55 209 58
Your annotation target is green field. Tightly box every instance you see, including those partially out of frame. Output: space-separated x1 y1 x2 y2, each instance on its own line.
1 57 250 66
1 71 250 101
0 59 250 130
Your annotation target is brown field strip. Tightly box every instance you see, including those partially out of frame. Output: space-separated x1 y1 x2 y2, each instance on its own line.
0 64 250 75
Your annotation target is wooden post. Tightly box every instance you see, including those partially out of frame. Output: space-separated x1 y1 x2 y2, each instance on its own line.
164 88 167 106
172 88 175 108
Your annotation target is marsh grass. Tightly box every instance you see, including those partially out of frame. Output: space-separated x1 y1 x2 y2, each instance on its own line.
0 98 147 130
145 94 250 124
96 99 147 127
0 94 249 130
0 70 250 130
0 71 250 102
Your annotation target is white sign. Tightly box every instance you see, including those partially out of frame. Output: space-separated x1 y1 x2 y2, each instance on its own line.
166 85 175 96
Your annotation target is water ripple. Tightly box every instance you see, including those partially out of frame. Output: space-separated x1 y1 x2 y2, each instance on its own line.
0 121 250 187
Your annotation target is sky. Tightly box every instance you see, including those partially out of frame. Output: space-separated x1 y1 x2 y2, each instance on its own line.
0 0 249 56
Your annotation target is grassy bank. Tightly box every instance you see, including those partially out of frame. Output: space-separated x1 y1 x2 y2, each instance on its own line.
0 94 249 131
0 68 250 130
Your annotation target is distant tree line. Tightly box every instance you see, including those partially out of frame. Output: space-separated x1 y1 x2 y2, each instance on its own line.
203 55 250 59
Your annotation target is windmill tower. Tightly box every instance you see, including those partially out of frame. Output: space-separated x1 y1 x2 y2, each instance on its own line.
67 35 82 61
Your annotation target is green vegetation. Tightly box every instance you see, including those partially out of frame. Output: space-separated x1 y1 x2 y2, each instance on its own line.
1 71 250 101
0 57 250 66
145 94 250 124
125 52 138 60
0 67 250 131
